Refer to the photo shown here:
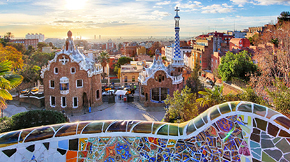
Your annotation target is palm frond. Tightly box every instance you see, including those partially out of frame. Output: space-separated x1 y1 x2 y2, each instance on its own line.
0 76 11 90
0 97 7 109
0 61 12 74
0 89 13 100
4 74 23 89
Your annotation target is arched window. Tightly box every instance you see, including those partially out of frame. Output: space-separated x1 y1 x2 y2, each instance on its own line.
151 88 168 102
96 90 100 99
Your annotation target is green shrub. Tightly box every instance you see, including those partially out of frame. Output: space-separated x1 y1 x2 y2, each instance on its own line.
0 117 12 133
11 110 67 131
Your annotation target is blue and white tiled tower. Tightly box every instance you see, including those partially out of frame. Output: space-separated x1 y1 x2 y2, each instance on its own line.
172 7 184 68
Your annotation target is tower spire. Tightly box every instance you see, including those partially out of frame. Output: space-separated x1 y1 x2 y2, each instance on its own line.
172 6 184 68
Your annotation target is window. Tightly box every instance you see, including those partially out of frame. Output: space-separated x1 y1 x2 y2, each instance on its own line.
152 88 159 101
124 76 127 82
50 80 55 88
60 77 69 95
141 87 144 96
151 88 168 102
200 60 201 63
159 75 162 82
61 97 66 108
60 83 69 90
71 67 76 74
54 67 58 74
96 90 100 99
132 76 135 82
76 79 83 88
73 97 78 108
50 96 55 107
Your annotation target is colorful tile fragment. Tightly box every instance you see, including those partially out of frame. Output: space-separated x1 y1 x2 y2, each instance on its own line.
0 101 289 161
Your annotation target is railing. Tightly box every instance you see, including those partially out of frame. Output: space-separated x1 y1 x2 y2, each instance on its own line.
0 101 290 161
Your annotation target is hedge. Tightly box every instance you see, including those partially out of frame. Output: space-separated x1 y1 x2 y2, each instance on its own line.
0 110 68 133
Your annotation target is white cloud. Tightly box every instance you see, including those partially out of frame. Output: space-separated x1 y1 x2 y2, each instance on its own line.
175 1 202 11
230 0 248 7
252 0 290 5
202 4 233 13
231 0 290 6
153 5 162 8
156 1 170 5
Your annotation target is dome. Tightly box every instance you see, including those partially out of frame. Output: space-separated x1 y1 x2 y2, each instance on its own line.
67 30 72 38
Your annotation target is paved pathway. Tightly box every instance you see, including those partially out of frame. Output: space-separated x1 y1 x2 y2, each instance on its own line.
69 96 166 122
5 96 166 122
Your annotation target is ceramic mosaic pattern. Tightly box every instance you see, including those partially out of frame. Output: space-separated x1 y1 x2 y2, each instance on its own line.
1 101 290 161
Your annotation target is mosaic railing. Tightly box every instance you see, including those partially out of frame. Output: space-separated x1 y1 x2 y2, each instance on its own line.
1 101 290 161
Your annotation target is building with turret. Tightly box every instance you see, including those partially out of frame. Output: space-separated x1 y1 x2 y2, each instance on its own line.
138 7 184 107
41 31 103 112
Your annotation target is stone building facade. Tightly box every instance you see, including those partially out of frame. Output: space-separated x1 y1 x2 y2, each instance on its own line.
41 31 103 112
138 55 183 107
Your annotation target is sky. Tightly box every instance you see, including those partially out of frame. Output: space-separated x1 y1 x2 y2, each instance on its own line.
0 0 289 39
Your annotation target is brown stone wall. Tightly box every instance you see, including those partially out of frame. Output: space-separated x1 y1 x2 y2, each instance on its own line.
19 97 44 108
140 70 183 107
222 82 243 95
44 54 102 112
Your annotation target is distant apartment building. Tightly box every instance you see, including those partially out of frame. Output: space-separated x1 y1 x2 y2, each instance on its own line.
165 44 192 66
227 30 247 38
211 52 225 73
10 39 38 50
246 25 270 38
42 47 52 53
192 38 213 70
120 61 144 86
26 33 45 42
192 31 233 70
105 39 116 50
136 46 146 55
229 38 251 53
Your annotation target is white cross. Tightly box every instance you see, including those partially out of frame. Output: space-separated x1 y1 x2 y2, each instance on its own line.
59 55 69 65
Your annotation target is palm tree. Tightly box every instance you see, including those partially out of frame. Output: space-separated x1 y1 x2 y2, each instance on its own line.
0 61 23 117
97 51 110 80
196 86 225 108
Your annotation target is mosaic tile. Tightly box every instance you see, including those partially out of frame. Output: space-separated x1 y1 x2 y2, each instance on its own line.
0 102 290 161
276 138 290 153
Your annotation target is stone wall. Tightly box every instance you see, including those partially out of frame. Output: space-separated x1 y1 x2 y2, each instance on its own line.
222 82 243 95
18 97 44 108
1 101 290 161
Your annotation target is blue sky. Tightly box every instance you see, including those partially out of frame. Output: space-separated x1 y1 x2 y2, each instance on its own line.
0 0 289 39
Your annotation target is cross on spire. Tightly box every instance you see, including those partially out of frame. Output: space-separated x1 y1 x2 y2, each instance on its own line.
59 55 69 65
175 7 179 16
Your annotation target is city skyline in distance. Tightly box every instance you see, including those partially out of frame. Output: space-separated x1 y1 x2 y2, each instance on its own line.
0 0 289 39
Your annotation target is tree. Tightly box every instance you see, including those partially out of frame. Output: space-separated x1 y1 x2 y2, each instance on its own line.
24 45 35 55
218 51 257 82
0 61 23 117
20 65 41 83
97 51 110 80
196 86 225 108
4 32 13 43
6 42 26 54
278 11 290 25
37 42 49 52
239 86 268 106
0 44 24 70
29 52 55 67
250 22 290 102
164 86 199 123
186 58 203 95
114 56 133 74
